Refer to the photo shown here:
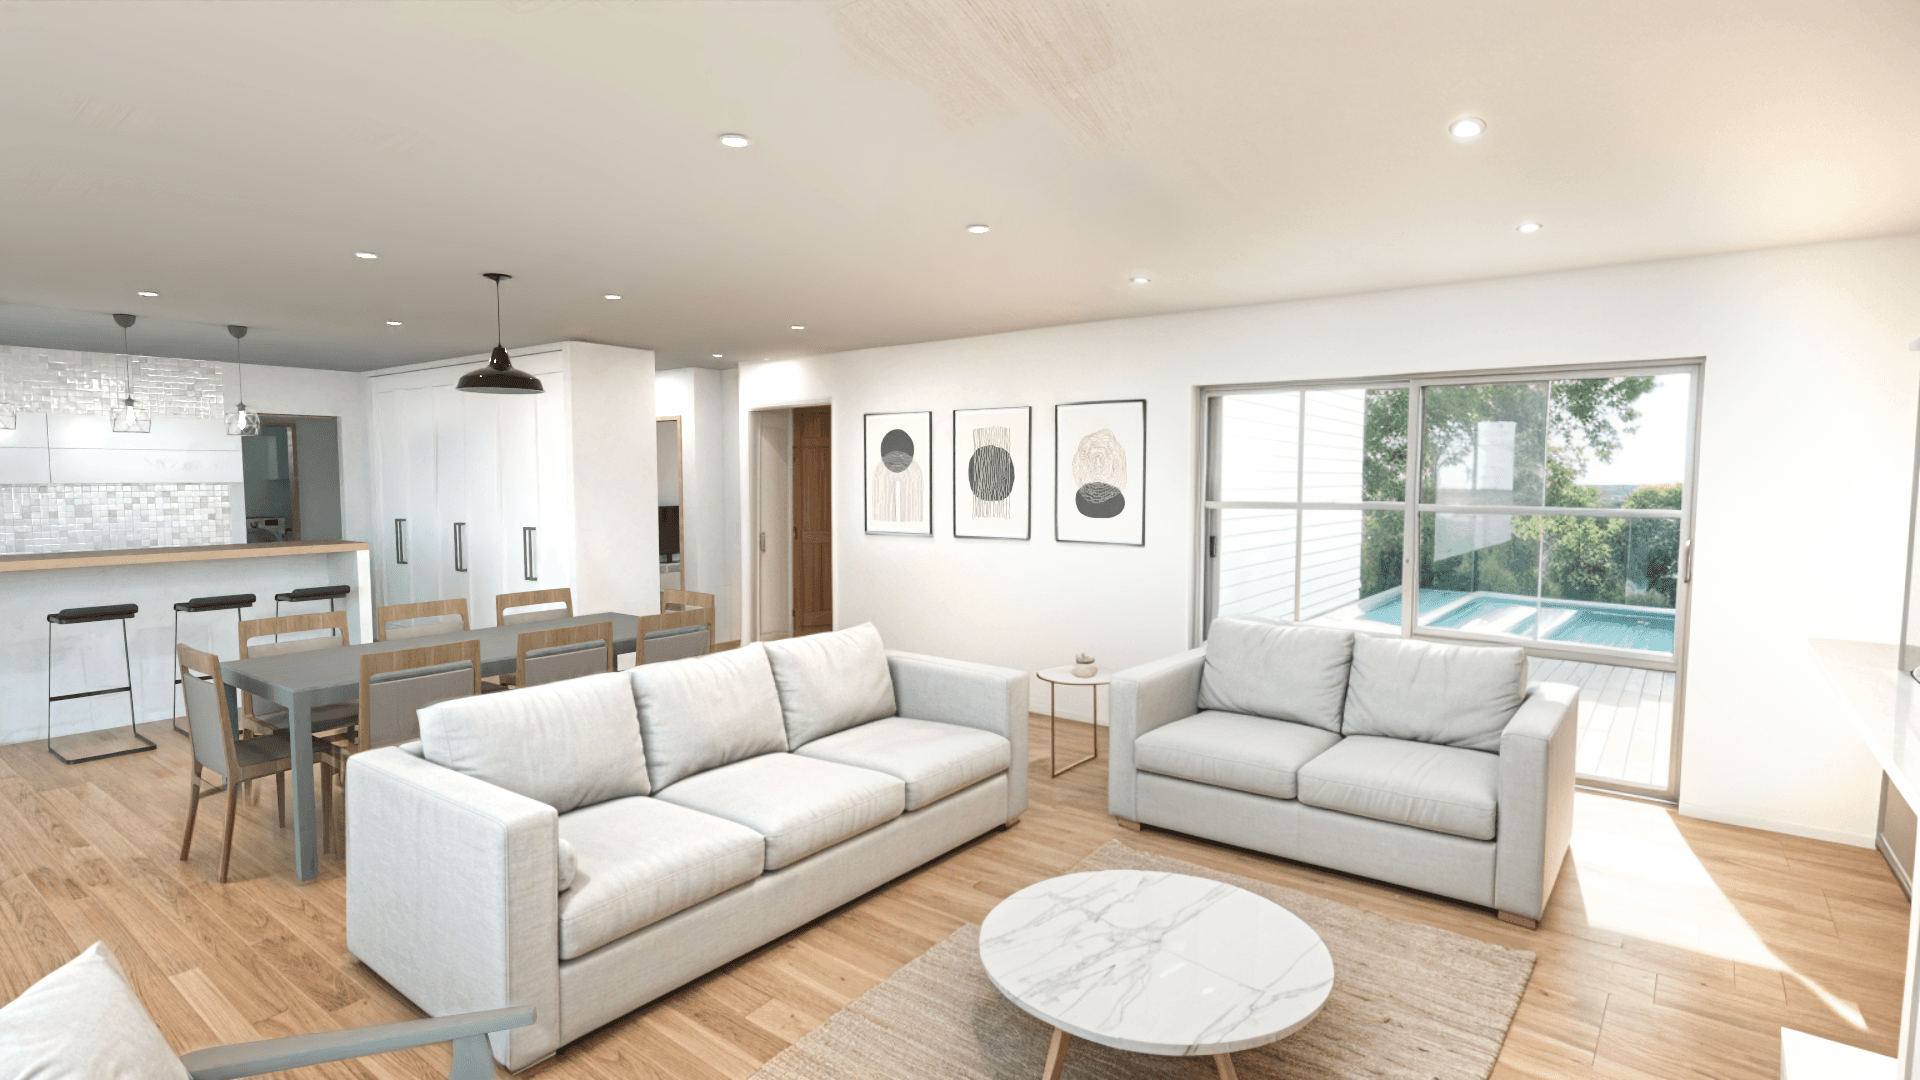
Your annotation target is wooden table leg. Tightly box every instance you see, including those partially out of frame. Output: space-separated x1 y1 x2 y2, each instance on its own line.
1214 1052 1239 1079
1042 1028 1071 1080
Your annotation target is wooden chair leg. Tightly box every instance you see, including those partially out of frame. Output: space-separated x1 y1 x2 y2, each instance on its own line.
219 783 240 884
179 765 202 862
275 773 286 829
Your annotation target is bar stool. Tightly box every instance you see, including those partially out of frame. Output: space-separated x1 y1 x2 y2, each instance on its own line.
275 584 351 619
46 604 155 765
172 594 256 735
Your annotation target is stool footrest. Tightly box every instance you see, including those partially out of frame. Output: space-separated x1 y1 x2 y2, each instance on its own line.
49 686 133 703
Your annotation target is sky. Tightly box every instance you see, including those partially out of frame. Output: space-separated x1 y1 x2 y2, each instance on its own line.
1574 374 1691 487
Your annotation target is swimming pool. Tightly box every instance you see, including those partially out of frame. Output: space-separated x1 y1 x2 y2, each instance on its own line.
1357 590 1675 653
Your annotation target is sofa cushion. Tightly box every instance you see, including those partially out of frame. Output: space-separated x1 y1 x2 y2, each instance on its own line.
762 623 897 749
632 643 788 791
1133 710 1342 800
1341 634 1527 751
654 753 905 870
1297 735 1500 840
794 716 1009 811
418 670 650 813
0 942 191 1079
555 796 766 959
1195 618 1354 733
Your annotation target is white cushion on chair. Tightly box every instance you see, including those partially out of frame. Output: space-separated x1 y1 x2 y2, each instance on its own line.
762 623 897 749
0 942 190 1079
419 670 651 812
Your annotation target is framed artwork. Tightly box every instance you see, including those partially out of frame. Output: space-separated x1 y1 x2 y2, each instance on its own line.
864 410 933 535
952 406 1031 540
1055 398 1145 545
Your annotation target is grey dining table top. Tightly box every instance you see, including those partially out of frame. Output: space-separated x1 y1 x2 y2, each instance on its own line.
220 611 641 707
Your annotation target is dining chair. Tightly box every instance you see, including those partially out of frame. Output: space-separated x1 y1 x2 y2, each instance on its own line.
376 598 470 641
639 591 715 665
355 640 483 753
512 620 613 689
496 587 573 626
236 611 360 743
176 643 338 882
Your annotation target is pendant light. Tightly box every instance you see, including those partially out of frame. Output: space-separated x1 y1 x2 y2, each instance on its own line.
225 325 262 436
0 347 16 431
109 313 151 433
456 272 543 394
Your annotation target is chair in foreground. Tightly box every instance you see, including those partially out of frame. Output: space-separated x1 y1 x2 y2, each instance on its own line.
356 641 483 755
513 620 613 688
0 940 530 1080
496 587 572 626
639 589 714 664
375 598 470 642
176 644 340 881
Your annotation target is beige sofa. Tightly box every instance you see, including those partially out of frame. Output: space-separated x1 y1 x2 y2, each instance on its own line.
345 624 1027 1071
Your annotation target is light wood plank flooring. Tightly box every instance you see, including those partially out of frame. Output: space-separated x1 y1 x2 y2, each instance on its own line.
1531 658 1677 791
0 717 1903 1079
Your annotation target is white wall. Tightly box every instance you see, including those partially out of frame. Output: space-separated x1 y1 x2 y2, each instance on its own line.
657 367 736 640
737 232 1920 847
568 343 658 619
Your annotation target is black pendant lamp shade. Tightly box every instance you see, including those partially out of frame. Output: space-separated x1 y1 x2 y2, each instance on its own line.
457 272 544 394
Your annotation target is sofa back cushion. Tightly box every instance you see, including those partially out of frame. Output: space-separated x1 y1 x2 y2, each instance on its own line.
634 642 789 790
1341 634 1527 751
1195 618 1354 733
418 670 651 812
762 623 898 749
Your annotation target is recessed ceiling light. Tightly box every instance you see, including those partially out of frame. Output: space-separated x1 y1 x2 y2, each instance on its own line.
712 353 723 358
136 290 159 297
790 325 805 330
967 224 990 234
354 251 379 259
604 294 622 300
1448 116 1486 140
386 320 403 326
1129 277 1150 286
719 133 751 148
1517 221 1544 233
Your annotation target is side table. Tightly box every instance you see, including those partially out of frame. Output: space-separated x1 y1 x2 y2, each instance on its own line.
1036 666 1111 778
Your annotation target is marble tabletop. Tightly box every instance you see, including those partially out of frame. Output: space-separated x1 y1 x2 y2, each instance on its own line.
979 869 1334 1057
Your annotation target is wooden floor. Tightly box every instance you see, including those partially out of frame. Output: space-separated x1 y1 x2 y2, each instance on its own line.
1532 658 1677 791
0 717 1905 1079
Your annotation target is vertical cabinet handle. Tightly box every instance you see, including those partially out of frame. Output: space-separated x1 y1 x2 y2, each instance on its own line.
394 519 408 565
523 526 538 581
453 522 467 572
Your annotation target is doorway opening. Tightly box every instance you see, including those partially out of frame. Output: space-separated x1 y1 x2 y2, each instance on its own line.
658 416 684 591
244 414 343 542
751 405 832 641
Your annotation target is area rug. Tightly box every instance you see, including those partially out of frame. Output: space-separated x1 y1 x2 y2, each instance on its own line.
750 840 1535 1080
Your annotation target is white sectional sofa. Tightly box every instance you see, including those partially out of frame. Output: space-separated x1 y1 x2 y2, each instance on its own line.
1108 618 1577 927
345 624 1027 1071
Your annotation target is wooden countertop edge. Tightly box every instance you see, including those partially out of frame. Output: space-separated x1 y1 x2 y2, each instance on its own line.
0 541 371 572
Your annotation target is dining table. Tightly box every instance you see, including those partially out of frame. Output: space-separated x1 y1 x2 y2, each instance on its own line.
219 611 643 882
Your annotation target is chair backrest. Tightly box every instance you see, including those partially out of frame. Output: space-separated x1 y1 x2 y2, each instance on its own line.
517 620 613 688
237 610 350 724
640 593 715 665
496 587 573 627
356 640 482 753
376 599 470 641
176 643 239 779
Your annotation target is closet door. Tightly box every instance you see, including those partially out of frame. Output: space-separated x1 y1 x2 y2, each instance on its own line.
496 393 543 607
532 366 575 592
430 384 471 611
371 383 437 609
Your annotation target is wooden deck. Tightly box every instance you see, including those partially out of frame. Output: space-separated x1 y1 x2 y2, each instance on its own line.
1532 657 1676 790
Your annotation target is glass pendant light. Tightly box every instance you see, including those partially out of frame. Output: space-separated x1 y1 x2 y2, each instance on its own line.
225 324 261 436
109 313 151 433
457 272 543 394
0 348 17 431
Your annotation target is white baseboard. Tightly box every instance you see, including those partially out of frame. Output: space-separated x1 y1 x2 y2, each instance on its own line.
1678 801 1875 849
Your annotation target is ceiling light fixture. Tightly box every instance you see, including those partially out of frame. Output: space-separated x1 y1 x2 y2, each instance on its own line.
137 291 159 297
604 294 622 300
225 325 261 437
790 325 805 330
1130 277 1150 286
712 353 723 358
1448 116 1487 140
386 320 403 326
354 251 379 260
967 224 990 234
719 133 751 148
456 273 544 394
109 313 150 433
1517 221 1544 233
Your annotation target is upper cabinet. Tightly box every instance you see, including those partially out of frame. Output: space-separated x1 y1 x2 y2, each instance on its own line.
0 413 242 484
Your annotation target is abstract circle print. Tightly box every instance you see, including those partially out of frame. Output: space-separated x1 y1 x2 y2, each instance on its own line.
871 428 925 523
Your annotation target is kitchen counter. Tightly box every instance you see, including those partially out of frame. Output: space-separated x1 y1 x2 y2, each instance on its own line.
0 539 368 573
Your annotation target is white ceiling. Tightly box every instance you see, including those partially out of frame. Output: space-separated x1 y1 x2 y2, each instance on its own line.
2 0 1917 372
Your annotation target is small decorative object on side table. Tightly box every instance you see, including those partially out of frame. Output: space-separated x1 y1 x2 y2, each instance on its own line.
1036 664 1111 778
1071 653 1097 678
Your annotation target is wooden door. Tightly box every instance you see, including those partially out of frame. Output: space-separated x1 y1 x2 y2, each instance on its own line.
791 405 832 636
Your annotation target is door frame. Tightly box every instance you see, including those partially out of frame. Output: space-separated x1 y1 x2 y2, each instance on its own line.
657 416 686 584
747 399 833 645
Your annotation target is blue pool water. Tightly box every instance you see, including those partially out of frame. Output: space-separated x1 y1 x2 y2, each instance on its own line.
1358 591 1674 653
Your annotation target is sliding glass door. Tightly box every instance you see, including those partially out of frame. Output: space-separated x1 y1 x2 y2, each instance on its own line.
1202 363 1699 797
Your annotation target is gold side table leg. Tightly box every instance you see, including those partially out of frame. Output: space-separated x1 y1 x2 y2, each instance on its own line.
1049 681 1098 778
1214 1052 1239 1079
1042 1028 1071 1080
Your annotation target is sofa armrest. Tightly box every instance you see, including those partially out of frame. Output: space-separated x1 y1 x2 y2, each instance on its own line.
344 748 561 1071
1494 681 1579 922
887 650 1028 822
1108 647 1206 821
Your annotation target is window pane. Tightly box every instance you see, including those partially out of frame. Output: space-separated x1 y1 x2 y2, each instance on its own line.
1216 509 1297 621
1301 387 1409 503
1420 382 1548 505
1298 509 1403 624
1547 374 1691 508
1217 392 1298 502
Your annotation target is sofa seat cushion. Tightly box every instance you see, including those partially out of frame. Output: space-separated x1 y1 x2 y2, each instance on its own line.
794 716 1009 811
1196 618 1355 733
1297 735 1500 841
1133 711 1342 800
654 753 905 870
556 796 766 960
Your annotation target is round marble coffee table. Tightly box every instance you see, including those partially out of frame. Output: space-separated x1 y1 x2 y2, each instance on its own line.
979 869 1334 1079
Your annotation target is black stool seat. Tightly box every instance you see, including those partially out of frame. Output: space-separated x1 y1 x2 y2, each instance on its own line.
48 604 139 625
174 593 257 614
276 585 350 603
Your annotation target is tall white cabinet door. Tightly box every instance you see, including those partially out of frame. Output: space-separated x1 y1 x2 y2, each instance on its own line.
533 368 576 592
431 385 471 611
496 393 543 604
459 392 504 624
371 384 438 611
371 388 411 608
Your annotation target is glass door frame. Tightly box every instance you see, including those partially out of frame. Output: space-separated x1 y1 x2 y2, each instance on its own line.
1198 358 1705 801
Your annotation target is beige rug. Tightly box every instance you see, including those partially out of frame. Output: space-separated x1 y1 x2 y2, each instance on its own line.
751 841 1535 1080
